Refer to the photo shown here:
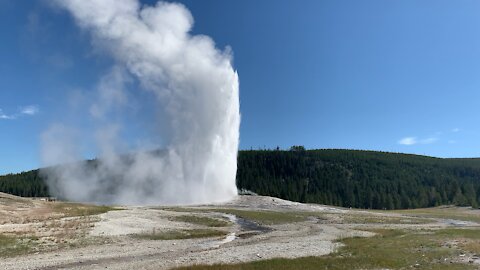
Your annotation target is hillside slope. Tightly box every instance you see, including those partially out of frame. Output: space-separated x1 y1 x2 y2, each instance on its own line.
2 149 480 209
238 149 480 209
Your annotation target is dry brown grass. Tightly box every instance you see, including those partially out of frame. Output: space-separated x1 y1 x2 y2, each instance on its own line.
0 195 118 257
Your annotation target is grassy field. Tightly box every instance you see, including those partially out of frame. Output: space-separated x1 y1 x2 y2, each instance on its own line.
163 207 434 226
171 215 231 227
392 206 480 223
52 202 119 217
207 209 308 225
436 228 480 255
0 235 35 258
162 207 308 225
0 201 120 258
342 213 431 224
174 228 480 270
133 229 227 240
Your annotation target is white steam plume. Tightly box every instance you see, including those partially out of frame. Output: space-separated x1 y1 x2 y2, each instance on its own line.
41 0 240 205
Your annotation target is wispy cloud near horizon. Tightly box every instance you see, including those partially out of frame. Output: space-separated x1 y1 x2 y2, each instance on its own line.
398 136 438 145
398 137 417 145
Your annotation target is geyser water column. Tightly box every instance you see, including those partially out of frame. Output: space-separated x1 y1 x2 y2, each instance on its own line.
41 0 240 205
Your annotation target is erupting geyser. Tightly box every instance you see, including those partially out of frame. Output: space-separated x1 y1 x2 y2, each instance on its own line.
40 0 240 205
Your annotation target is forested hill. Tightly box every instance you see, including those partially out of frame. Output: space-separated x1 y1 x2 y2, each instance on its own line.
0 169 48 198
236 149 480 209
3 149 480 209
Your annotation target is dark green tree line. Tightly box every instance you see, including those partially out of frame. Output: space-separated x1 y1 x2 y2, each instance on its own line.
3 149 480 209
237 149 480 209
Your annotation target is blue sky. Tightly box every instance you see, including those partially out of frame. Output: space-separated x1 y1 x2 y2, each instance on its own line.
2 0 480 174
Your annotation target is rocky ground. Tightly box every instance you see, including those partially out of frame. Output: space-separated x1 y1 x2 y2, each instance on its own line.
1 193 480 269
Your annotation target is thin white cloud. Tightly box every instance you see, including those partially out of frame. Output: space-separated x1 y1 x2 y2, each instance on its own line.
0 114 13 119
0 109 15 120
399 128 459 146
0 105 39 120
398 136 438 145
398 137 417 145
20 105 39 115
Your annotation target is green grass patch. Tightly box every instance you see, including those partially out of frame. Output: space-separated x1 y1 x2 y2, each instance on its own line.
435 228 480 255
161 207 431 226
171 215 230 227
156 207 205 213
0 234 35 258
343 214 430 224
435 228 480 240
53 202 119 217
173 229 473 270
209 209 306 225
133 229 226 240
393 207 480 223
161 207 307 225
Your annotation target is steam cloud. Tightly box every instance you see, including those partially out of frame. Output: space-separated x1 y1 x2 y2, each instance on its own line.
41 0 240 205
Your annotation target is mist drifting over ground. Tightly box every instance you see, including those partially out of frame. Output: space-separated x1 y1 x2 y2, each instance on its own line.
40 0 240 205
